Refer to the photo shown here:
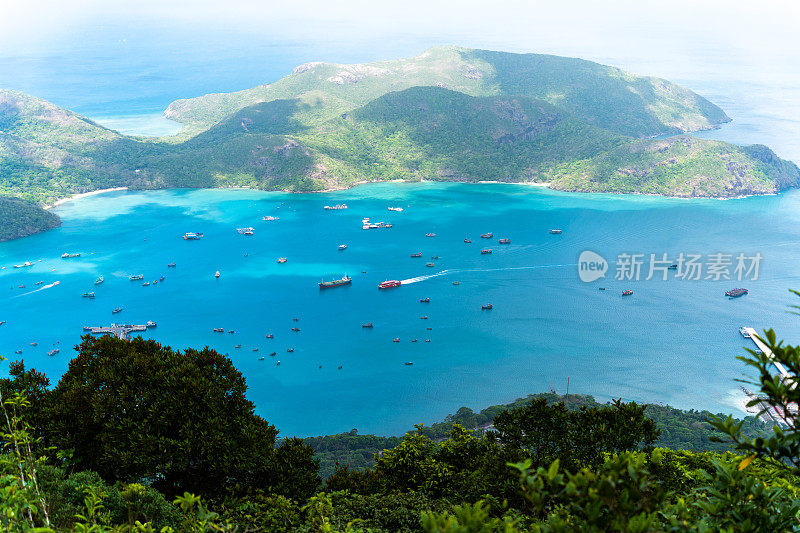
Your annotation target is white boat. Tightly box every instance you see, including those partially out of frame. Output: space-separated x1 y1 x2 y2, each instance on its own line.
236 227 255 235
61 252 81 259
740 326 751 338
215 270 220 278
338 244 347 250
13 261 34 268
94 275 104 285
388 207 404 212
129 274 143 281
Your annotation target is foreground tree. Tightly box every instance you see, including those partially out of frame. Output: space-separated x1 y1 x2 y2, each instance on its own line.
45 335 318 497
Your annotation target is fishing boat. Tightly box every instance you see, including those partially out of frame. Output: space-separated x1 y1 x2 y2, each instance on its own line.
287 348 294 353
183 232 204 240
324 204 348 210
420 297 430 303
61 252 81 259
35 281 44 285
153 280 158 285
258 356 265 361
129 274 143 281
263 216 279 221
94 275 104 284
622 289 634 296
142 281 150 286
379 280 402 289
14 350 22 354
160 275 165 281
213 327 224 332
214 271 220 278
277 257 287 263
362 323 374 328
425 233 436 237
236 227 255 235
146 321 157 328
18 285 25 289
498 238 511 244
47 349 59 356
739 326 751 338
464 238 472 243
29 342 37 346
726 288 748 298
410 252 422 258
482 304 493 310
404 361 414 365
411 339 418 343
338 244 347 250
452 281 460 285
112 307 123 314
270 352 277 356
431 255 439 259
388 207 404 212
319 275 352 289
480 249 492 254
426 262 435 267
291 327 301 332
235 345 241 349
253 348 259 352
392 338 400 343
167 263 177 268
228 330 235 334
82 292 95 298
480 233 493 239
420 316 428 320
13 261 34 268
549 229 562 234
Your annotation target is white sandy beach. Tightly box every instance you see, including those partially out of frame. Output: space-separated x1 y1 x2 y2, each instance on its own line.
45 187 129 210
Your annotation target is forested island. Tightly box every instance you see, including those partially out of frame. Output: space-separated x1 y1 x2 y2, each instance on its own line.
1 330 797 531
2 46 799 241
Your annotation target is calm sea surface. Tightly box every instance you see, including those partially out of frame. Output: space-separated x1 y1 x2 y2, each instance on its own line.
1 183 799 436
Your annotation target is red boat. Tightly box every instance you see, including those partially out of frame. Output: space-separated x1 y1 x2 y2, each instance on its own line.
379 280 402 289
410 252 422 257
392 338 400 342
482 304 493 310
481 249 492 254
480 233 493 238
277 257 287 263
622 290 633 296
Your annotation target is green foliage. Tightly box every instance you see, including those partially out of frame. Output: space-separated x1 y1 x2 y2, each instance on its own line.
0 196 60 242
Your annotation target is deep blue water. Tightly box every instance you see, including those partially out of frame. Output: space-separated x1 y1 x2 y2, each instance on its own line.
1 183 799 436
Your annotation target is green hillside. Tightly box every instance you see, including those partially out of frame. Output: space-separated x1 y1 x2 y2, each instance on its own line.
0 195 60 241
164 45 730 139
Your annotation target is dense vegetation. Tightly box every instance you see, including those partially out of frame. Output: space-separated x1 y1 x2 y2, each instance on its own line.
1 310 799 531
0 196 60 241
2 47 798 240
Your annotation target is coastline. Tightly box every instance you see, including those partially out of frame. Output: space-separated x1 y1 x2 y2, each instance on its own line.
44 187 129 210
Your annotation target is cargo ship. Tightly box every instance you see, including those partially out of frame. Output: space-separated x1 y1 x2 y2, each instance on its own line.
726 288 748 298
379 280 402 289
319 275 352 289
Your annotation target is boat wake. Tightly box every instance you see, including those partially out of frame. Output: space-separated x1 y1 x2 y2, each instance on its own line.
400 264 576 284
14 280 60 297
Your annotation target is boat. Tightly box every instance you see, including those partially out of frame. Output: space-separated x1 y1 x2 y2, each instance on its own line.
668 264 679 270
266 333 274 339
160 275 165 281
404 362 414 365
142 281 150 286
291 327 301 332
235 345 242 349
14 350 22 354
726 288 748 298
94 275 104 285
112 307 123 314
214 271 220 278
228 330 235 334
277 257 287 263
61 252 80 259
183 232 204 240
129 274 143 281
287 348 294 353
410 252 422 258
431 255 439 259
152 280 158 284
146 321 157 328
425 339 431 342
213 327 224 332
599 287 606 291
167 263 177 268
362 323 374 328
464 239 472 243
47 349 59 356
0 321 5 326
270 352 277 356
480 249 492 254
420 297 430 303
376 222 392 228
319 275 352 289
379 280 402 289
498 238 511 244
82 326 92 331
426 262 435 267
739 326 751 338
420 316 428 320
29 342 37 346
35 281 44 285
82 292 95 298
392 338 400 343
258 356 265 361
482 304 493 310
338 244 347 250
480 233 493 239
549 229 562 234
18 285 25 289
388 207 404 212
324 204 348 210
236 227 255 236
411 339 418 343
425 233 436 237
263 216 279 221
253 348 259 352
452 281 460 285
622 290 634 296
13 261 34 268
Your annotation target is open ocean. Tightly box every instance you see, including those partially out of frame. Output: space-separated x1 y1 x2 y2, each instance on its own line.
1 23 800 436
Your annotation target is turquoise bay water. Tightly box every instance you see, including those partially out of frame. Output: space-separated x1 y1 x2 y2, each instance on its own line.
1 183 800 436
